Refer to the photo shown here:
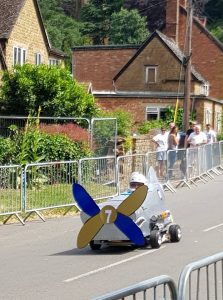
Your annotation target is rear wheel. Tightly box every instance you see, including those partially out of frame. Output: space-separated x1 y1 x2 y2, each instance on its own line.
89 240 101 250
150 230 162 248
169 224 182 242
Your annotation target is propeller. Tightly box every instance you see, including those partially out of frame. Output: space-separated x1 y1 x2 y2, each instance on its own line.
72 183 148 248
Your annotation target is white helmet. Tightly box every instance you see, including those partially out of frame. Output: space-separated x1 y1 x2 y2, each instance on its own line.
129 172 148 185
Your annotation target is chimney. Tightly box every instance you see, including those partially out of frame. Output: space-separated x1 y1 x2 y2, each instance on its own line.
164 0 180 44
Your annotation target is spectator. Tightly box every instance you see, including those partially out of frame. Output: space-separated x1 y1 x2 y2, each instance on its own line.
167 126 179 178
169 121 180 137
187 124 207 147
205 124 216 144
184 121 197 148
152 127 168 178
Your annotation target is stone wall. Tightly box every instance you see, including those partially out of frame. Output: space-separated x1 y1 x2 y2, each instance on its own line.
132 129 159 154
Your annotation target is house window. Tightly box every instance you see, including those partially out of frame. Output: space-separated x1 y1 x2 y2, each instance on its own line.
205 109 212 125
215 112 221 132
49 58 59 66
35 53 42 65
146 106 166 120
145 66 157 83
201 82 210 96
13 47 27 66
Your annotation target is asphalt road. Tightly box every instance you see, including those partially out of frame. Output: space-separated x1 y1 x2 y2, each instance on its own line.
1 175 223 300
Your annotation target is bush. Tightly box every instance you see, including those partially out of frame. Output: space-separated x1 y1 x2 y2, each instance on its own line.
0 124 91 165
39 123 90 143
138 120 166 134
0 137 17 164
99 109 133 137
0 64 100 118
217 133 223 141
37 133 91 161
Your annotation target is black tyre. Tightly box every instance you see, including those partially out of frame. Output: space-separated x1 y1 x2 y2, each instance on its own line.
169 224 182 242
89 240 101 250
150 230 162 248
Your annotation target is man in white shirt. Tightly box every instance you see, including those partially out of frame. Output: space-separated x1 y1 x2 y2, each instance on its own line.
187 124 207 147
152 127 169 178
205 124 217 144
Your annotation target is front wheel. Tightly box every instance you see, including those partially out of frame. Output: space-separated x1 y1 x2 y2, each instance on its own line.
169 224 182 242
150 230 162 248
90 240 101 250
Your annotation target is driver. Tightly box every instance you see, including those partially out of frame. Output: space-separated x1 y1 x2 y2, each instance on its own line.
128 172 148 192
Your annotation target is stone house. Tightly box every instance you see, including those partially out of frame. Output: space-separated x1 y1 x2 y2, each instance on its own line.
72 0 223 132
0 0 66 72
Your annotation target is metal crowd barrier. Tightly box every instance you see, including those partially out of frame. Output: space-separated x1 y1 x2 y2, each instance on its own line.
178 252 223 300
92 252 223 300
92 275 178 300
23 161 79 221
78 156 117 200
117 153 149 194
1 142 223 224
0 165 24 224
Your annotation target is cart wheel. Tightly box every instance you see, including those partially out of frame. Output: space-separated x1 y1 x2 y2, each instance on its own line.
150 230 162 248
90 240 101 250
169 224 182 242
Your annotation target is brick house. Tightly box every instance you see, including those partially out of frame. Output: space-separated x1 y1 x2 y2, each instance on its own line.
0 0 66 71
72 0 223 132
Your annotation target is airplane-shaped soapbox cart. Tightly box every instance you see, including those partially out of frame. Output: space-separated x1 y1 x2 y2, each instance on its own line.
72 167 181 250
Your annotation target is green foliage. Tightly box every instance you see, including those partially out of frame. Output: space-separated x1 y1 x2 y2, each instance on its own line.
217 133 223 141
0 64 99 118
205 0 223 22
205 0 223 43
37 133 91 161
100 109 133 136
123 136 132 153
138 119 166 134
0 129 91 165
109 8 148 44
38 0 89 65
210 21 223 43
80 0 123 44
164 106 196 131
19 108 45 166
0 137 16 164
164 106 183 129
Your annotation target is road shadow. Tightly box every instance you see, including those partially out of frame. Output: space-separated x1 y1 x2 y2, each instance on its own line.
51 244 151 256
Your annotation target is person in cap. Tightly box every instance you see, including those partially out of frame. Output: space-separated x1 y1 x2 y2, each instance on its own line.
128 172 148 192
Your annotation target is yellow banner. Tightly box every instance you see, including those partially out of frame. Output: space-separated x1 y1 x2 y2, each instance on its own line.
174 98 179 123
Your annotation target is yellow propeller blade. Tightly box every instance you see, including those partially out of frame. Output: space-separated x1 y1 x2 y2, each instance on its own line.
77 214 104 249
117 185 148 216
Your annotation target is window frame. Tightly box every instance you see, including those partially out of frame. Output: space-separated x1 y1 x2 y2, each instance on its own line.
205 108 212 125
145 65 157 84
35 53 42 65
49 58 59 66
13 46 27 66
145 106 167 121
215 112 222 132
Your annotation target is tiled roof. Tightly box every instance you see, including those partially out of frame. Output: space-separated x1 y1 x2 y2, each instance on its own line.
0 0 66 58
113 30 207 84
157 31 207 83
0 0 25 39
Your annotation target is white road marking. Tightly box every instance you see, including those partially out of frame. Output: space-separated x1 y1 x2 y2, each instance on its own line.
203 223 223 232
63 246 165 283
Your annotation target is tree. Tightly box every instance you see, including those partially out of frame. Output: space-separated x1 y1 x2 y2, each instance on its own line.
38 0 89 67
205 0 223 21
205 0 223 43
80 0 123 44
109 8 148 44
0 64 99 118
210 21 223 43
